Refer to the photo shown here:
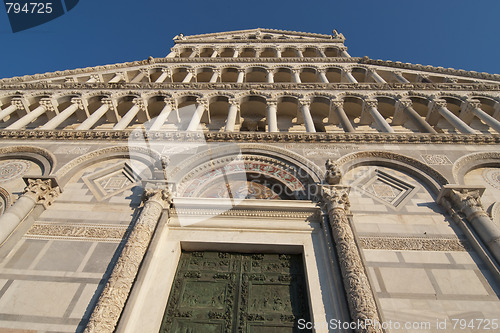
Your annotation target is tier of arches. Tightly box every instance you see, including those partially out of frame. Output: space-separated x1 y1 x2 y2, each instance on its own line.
167 45 349 59
47 65 479 85
0 92 499 134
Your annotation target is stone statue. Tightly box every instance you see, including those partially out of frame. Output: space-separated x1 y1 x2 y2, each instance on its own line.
325 159 342 185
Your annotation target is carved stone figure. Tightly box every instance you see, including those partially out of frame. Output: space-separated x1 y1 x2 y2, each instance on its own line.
325 158 342 185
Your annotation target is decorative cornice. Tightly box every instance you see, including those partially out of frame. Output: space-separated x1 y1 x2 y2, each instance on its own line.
170 208 319 219
359 236 470 251
1 81 499 91
1 129 498 145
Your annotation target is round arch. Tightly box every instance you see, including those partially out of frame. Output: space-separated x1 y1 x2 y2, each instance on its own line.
336 151 448 195
452 152 500 184
0 145 55 176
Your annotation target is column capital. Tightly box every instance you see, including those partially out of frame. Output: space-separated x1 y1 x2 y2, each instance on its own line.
132 98 147 111
331 99 344 108
38 98 57 113
437 185 488 219
395 98 412 108
320 185 350 213
266 99 278 107
196 98 209 108
363 98 378 110
143 187 172 209
429 98 448 111
228 99 240 108
10 98 26 111
23 177 61 208
237 68 246 73
342 67 352 74
89 74 101 82
101 98 116 111
163 98 176 108
463 99 482 110
70 97 85 110
160 68 171 74
298 98 311 107
291 68 301 74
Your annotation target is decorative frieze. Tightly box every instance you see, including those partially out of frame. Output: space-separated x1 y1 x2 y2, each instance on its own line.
26 223 127 242
359 236 469 251
0 129 498 145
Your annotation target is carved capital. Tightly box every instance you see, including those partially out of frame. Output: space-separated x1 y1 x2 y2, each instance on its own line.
331 100 344 109
196 98 209 109
298 99 311 107
143 188 172 209
163 98 176 109
438 185 488 221
320 185 350 212
396 98 412 109
71 97 85 110
39 98 57 113
132 98 146 111
266 99 278 107
89 74 101 82
101 98 116 111
10 98 26 111
23 178 60 208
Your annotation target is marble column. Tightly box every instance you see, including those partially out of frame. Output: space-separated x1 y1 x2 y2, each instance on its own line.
114 99 145 130
320 186 383 333
266 100 278 132
0 99 23 122
109 73 125 83
166 49 177 58
461 100 500 133
40 98 83 130
296 48 303 57
393 99 437 133
86 74 101 83
84 187 172 333
233 48 240 58
318 69 329 83
186 100 207 131
427 99 477 134
131 70 149 83
393 71 410 83
210 48 219 58
340 47 351 57
368 69 386 83
275 47 282 58
236 69 245 83
342 69 357 83
225 100 239 132
318 49 327 57
182 70 194 83
6 98 54 130
188 48 198 58
154 69 171 83
439 186 500 264
0 178 60 247
267 69 275 83
209 69 220 83
76 99 113 130
150 99 175 131
362 99 394 133
292 69 301 83
299 99 316 132
331 100 355 132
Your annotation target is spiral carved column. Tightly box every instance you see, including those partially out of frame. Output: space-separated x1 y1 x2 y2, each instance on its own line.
320 185 383 333
84 187 172 333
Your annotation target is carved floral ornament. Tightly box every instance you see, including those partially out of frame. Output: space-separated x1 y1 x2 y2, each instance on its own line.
23 178 60 208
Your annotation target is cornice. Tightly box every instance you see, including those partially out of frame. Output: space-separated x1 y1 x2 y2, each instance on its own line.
2 55 500 85
1 82 499 92
362 58 500 82
178 28 339 41
0 129 498 144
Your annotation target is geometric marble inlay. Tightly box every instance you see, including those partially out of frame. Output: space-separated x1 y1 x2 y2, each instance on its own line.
361 169 415 207
0 160 31 183
82 162 140 201
482 168 500 190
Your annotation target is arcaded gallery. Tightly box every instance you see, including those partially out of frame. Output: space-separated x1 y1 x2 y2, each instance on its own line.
0 29 499 332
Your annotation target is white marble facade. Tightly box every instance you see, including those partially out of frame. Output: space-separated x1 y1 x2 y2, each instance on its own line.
0 28 499 332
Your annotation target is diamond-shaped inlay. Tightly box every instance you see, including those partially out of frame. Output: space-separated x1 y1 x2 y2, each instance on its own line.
361 169 415 207
82 162 140 201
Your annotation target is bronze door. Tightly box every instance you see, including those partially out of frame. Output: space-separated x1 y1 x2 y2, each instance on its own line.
159 251 311 332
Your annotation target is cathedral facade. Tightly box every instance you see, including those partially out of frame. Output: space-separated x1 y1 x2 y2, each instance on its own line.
0 28 499 332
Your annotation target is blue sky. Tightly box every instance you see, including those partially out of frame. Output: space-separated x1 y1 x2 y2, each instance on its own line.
0 0 499 79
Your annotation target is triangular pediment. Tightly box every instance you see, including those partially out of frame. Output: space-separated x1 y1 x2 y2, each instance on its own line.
175 28 343 42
